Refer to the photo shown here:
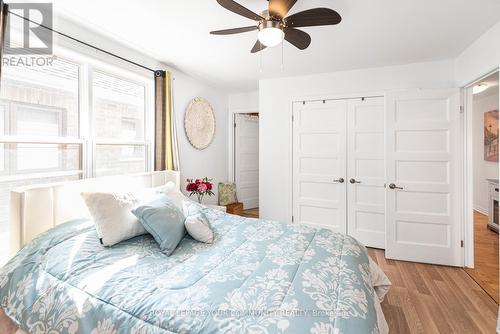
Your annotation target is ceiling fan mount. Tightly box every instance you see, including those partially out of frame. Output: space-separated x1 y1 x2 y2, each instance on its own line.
210 0 342 53
258 17 283 30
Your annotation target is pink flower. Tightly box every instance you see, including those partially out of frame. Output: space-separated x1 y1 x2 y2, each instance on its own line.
198 183 208 192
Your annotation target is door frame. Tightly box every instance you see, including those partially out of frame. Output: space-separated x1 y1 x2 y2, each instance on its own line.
289 91 384 228
462 67 500 268
228 108 259 183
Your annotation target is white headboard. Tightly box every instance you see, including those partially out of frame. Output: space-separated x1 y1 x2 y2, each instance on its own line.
10 170 180 256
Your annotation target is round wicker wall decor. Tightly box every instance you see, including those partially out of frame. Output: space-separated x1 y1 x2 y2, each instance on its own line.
184 97 216 150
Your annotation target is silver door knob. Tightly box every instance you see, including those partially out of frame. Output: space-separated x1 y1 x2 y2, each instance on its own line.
388 183 403 190
333 178 345 183
349 178 361 184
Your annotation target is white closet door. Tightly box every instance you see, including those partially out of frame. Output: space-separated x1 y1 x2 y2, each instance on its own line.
293 100 347 233
385 89 462 266
347 97 386 248
235 114 259 209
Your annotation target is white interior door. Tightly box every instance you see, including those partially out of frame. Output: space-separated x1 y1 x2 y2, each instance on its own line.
234 114 259 209
347 97 386 248
385 89 462 266
293 100 347 233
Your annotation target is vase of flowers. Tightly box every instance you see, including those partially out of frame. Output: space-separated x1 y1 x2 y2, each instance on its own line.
186 177 215 204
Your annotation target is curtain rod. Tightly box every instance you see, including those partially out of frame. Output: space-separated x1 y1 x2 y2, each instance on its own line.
7 9 157 74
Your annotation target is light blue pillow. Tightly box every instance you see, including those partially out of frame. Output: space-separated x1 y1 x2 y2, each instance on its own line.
131 194 186 256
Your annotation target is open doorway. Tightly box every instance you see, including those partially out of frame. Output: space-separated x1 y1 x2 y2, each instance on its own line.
465 70 499 304
233 113 259 218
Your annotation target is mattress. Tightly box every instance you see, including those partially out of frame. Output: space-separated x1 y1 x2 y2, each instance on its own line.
0 207 389 334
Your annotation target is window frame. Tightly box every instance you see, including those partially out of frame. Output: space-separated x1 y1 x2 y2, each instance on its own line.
82 51 154 178
0 53 83 180
0 44 155 182
89 67 150 177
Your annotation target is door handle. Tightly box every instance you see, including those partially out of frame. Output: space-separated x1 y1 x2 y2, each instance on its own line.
349 178 361 184
333 178 345 184
388 183 404 190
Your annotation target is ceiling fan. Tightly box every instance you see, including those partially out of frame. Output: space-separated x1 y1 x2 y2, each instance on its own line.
210 0 342 53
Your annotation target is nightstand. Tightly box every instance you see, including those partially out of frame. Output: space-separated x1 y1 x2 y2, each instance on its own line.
225 202 244 215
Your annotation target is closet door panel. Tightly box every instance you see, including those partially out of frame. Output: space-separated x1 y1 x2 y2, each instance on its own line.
385 89 461 266
347 97 386 248
293 100 347 233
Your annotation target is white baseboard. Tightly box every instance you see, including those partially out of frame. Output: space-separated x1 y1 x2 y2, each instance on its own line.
473 206 488 216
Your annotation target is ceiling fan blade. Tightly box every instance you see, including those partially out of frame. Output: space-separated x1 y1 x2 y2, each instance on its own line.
284 28 311 50
268 0 298 19
216 0 264 21
251 40 267 53
210 26 258 35
285 8 342 28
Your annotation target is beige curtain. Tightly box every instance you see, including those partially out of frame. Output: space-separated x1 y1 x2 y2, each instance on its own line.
0 1 8 85
154 70 179 171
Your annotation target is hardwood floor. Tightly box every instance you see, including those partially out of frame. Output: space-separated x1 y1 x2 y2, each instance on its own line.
369 248 498 334
242 208 259 218
464 211 499 304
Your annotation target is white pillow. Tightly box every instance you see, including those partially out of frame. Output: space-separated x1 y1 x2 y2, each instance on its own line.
184 213 214 244
182 200 214 243
154 181 176 195
81 190 157 246
155 182 190 211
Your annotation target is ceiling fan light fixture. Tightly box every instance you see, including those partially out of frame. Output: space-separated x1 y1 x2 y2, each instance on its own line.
258 21 284 47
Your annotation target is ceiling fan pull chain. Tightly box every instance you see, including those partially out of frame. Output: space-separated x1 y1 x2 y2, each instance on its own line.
260 51 263 73
281 37 284 72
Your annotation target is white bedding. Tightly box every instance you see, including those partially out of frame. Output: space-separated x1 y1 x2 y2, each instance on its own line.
370 258 392 334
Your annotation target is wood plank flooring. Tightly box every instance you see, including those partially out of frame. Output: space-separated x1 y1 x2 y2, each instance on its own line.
464 211 499 303
242 208 259 218
369 248 498 334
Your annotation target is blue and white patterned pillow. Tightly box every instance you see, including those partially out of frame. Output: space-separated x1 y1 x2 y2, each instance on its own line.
132 194 186 256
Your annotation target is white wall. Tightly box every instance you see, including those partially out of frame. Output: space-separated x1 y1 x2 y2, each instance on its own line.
259 60 456 222
455 21 500 86
473 91 499 213
54 15 163 77
172 71 229 205
228 91 259 112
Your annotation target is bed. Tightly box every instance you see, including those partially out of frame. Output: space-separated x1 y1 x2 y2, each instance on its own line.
0 171 390 334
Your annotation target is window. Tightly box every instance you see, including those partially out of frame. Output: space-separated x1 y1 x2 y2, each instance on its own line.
0 49 154 265
92 71 148 176
92 71 145 140
96 144 146 177
1 57 79 138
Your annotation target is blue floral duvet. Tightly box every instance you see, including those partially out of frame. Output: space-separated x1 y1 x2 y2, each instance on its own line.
0 207 381 334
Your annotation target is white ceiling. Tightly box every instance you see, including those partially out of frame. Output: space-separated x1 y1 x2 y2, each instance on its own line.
25 0 500 91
